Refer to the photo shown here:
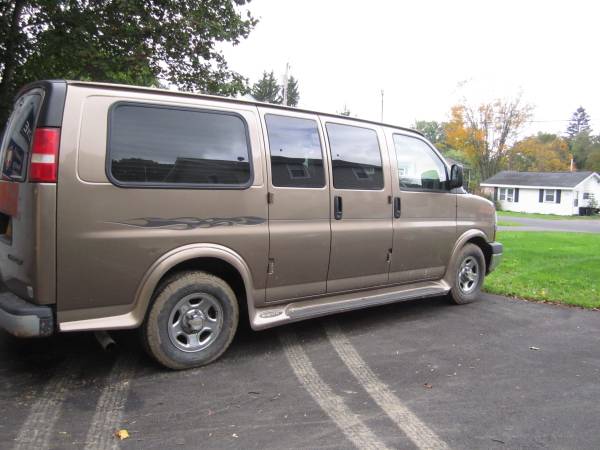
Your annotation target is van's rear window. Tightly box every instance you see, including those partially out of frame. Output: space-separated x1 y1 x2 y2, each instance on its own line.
108 103 252 188
1 92 42 181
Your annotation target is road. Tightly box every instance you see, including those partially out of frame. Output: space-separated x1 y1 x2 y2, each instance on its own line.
1 293 600 450
498 216 600 233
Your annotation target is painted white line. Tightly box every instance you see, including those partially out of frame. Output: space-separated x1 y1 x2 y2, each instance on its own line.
279 329 390 450
13 363 78 450
325 322 450 450
84 355 137 450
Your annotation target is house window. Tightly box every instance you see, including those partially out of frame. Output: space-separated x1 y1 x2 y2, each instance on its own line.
583 192 591 200
499 187 514 202
544 189 556 203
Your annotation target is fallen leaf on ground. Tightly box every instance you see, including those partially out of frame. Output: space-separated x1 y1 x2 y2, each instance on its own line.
423 383 433 389
115 429 130 440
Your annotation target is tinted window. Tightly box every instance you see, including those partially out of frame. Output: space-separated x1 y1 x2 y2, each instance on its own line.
326 123 383 190
109 104 251 186
1 92 42 181
393 134 448 190
265 114 325 188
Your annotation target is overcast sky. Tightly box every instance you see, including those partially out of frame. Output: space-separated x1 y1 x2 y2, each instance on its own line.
222 0 600 137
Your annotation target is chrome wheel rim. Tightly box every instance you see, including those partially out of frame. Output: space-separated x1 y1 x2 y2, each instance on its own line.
167 293 223 353
458 256 480 294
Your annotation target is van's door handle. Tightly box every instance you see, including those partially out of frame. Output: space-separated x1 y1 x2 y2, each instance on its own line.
393 197 401 218
334 196 343 220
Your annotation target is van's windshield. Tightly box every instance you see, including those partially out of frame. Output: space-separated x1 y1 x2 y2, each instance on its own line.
0 91 43 181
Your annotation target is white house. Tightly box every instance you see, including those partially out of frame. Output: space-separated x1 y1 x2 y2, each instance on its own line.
480 171 600 216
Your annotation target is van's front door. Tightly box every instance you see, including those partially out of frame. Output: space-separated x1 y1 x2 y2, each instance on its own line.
387 131 457 283
261 109 331 302
323 120 393 293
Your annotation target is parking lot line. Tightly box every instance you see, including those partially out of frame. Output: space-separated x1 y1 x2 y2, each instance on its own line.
325 322 450 450
84 355 137 450
279 329 390 450
13 362 79 450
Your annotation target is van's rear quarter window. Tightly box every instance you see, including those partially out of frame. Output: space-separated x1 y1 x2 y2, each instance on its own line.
107 103 252 188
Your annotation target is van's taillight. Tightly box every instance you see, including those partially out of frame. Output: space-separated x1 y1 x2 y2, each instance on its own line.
29 128 60 183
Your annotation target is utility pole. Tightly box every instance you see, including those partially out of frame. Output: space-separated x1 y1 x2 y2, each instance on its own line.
380 89 384 122
282 63 290 106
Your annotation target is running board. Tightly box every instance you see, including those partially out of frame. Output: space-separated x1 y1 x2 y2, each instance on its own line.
251 280 451 330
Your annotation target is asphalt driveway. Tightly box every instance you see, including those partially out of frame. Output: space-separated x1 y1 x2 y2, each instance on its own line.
498 216 600 233
1 293 599 450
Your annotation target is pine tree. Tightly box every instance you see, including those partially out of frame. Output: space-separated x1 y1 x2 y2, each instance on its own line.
285 76 300 107
251 71 280 103
565 106 591 139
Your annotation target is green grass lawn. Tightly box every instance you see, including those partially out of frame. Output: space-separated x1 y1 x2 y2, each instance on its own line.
484 231 600 308
498 210 600 220
497 220 522 227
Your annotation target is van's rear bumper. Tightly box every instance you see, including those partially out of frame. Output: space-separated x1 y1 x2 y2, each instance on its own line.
0 291 54 337
487 242 503 274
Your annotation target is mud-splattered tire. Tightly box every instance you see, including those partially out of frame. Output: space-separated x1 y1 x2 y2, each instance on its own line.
142 271 239 370
449 243 486 305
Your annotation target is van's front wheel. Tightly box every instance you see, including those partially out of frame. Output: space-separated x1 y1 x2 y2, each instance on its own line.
143 271 239 370
449 243 485 305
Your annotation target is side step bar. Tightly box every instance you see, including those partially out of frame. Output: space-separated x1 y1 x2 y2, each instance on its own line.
251 280 451 330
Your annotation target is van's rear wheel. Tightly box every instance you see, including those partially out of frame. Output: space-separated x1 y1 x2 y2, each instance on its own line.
143 271 239 370
449 243 485 305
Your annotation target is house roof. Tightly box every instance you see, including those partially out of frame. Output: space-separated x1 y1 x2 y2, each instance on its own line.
481 171 597 188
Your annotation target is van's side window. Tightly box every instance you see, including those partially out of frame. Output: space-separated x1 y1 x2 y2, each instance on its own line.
108 104 251 187
326 123 383 190
265 114 325 188
393 134 448 191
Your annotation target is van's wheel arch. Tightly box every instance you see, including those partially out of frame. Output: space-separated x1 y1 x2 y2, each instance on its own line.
448 243 486 305
142 271 239 370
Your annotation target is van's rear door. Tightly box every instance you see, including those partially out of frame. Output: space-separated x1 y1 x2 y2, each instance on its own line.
0 81 66 305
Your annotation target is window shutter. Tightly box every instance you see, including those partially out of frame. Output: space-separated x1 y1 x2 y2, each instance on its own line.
494 187 498 201
539 189 544 203
515 188 520 203
556 190 561 204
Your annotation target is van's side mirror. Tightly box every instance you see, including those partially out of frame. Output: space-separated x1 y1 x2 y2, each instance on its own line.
449 164 463 190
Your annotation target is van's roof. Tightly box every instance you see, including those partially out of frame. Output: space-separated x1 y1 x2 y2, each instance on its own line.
59 80 422 137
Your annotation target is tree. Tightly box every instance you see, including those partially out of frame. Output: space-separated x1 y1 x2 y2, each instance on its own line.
570 131 600 169
565 106 591 140
414 120 446 146
586 147 600 172
444 97 532 183
251 71 301 106
251 71 280 103
508 133 571 172
0 1 257 124
284 75 299 107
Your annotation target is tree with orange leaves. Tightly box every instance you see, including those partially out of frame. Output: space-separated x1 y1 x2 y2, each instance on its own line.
508 133 571 172
444 97 532 183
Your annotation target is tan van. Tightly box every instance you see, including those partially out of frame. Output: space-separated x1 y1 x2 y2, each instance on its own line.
0 80 502 369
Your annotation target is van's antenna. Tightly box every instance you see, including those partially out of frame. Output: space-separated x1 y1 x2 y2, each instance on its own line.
380 89 384 122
